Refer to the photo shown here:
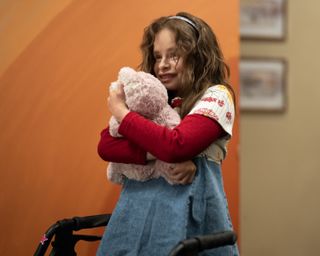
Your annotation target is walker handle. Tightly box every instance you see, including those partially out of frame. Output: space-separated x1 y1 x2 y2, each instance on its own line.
169 230 237 256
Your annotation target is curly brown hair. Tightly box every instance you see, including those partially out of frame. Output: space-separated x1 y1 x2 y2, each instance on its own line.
139 12 235 118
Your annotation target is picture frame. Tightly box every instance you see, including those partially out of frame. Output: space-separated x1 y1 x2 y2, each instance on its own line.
240 0 287 40
240 57 287 112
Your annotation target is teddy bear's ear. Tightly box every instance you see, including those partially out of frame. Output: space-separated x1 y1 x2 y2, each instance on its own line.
119 67 135 78
118 67 136 85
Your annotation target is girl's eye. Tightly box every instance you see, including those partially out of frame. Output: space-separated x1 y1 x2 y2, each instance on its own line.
154 55 161 61
153 52 179 62
169 53 179 61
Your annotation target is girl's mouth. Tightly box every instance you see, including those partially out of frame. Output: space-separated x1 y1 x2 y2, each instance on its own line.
159 74 176 83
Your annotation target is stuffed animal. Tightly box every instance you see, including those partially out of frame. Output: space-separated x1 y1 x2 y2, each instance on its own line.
107 67 181 185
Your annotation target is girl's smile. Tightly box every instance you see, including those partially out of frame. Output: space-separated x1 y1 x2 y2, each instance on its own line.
158 73 177 83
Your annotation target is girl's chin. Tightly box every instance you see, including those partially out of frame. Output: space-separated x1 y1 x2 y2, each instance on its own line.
163 81 179 91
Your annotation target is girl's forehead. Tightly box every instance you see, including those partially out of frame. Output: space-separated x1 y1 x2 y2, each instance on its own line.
153 28 177 51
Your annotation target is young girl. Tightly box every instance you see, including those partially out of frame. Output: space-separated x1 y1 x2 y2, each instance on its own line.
97 12 239 256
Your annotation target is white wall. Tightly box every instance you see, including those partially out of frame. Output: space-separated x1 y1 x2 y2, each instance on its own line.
240 1 320 255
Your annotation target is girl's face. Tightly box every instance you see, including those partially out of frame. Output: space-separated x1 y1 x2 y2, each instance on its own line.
153 28 184 91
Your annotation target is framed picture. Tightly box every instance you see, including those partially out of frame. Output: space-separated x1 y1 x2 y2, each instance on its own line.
240 0 287 40
240 57 287 112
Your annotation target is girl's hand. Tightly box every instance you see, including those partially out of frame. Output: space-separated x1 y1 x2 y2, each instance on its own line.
167 160 197 185
108 84 129 122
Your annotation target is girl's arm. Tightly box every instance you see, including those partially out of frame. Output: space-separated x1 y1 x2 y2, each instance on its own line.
118 112 224 163
97 127 147 164
97 125 199 185
103 83 225 164
97 113 224 164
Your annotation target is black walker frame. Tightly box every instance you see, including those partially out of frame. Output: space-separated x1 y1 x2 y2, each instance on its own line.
34 213 237 256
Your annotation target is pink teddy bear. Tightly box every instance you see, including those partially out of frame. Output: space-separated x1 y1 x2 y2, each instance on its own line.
107 67 181 185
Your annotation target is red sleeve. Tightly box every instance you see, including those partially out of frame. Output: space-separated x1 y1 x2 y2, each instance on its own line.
118 112 225 163
97 127 147 164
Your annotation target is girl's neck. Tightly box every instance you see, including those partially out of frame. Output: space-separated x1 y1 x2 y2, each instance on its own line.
167 90 178 103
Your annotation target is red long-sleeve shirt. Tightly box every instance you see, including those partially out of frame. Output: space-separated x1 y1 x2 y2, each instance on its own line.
98 112 225 164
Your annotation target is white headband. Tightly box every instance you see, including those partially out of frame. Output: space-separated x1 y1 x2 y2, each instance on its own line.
168 15 198 32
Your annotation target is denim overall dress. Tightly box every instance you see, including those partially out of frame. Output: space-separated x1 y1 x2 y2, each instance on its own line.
96 155 239 256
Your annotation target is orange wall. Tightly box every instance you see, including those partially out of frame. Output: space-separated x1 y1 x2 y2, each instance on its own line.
0 0 73 76
0 1 239 255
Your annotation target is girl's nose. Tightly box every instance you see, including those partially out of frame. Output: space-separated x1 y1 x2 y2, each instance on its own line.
159 57 170 70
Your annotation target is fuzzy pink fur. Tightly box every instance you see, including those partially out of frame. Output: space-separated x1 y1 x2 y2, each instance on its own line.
107 67 181 185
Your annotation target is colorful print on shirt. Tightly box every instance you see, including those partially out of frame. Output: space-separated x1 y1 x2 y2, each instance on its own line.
189 85 235 136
